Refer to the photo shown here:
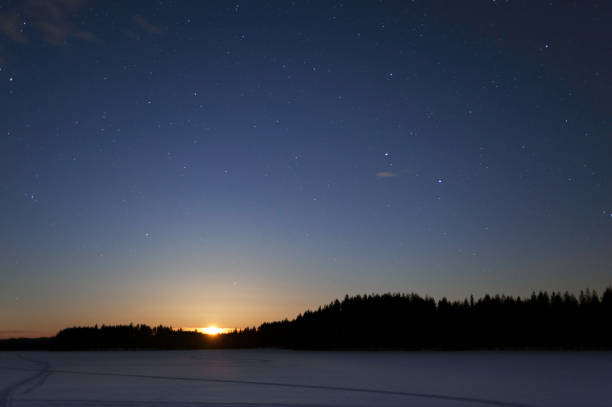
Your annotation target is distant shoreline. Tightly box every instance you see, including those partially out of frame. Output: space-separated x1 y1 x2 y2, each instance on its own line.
3 289 611 351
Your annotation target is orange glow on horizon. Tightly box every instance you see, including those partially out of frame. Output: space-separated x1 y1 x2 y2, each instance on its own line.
195 326 232 335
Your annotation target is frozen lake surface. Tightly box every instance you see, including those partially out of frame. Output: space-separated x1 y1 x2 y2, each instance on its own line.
1 350 610 407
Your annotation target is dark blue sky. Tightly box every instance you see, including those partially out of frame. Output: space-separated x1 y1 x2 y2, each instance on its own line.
1 0 611 336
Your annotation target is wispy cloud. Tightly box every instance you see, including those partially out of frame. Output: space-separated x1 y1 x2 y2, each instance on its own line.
0 3 165 64
132 15 161 35
0 11 28 43
0 0 93 46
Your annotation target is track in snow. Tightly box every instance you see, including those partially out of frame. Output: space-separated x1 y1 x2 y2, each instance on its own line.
0 359 534 407
0 355 50 407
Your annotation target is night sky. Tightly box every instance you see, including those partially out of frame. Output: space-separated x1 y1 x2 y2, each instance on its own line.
1 0 611 338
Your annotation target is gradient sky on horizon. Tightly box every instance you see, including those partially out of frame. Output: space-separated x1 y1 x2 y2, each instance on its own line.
1 0 611 338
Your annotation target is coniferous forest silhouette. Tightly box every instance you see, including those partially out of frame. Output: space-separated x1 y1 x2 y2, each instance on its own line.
2 289 611 351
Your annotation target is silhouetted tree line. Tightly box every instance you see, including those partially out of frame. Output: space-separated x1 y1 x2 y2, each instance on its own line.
52 324 209 350
2 288 611 350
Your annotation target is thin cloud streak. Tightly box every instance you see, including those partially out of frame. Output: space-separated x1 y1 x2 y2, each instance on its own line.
132 15 162 35
0 330 45 339
376 169 410 178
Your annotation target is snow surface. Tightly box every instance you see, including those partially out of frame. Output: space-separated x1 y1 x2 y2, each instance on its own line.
0 350 611 406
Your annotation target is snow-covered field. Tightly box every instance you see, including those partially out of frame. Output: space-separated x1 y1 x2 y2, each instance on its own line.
1 350 610 407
